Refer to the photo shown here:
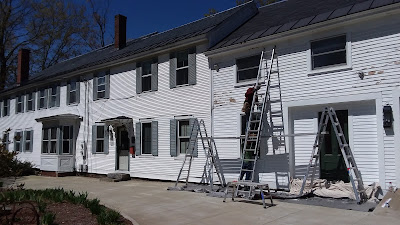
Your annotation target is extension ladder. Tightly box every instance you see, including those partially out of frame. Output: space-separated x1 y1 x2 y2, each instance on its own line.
235 46 280 197
174 119 226 189
299 107 367 203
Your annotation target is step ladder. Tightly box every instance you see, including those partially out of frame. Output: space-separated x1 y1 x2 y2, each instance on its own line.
174 119 226 189
235 46 280 198
299 107 367 204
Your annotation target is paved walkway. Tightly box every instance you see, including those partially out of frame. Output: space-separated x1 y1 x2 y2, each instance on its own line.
10 176 398 225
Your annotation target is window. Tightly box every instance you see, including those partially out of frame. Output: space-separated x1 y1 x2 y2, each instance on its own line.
311 35 347 70
170 48 196 88
92 125 108 154
16 95 24 113
178 120 190 155
135 121 158 156
26 92 35 111
142 61 152 92
48 85 59 108
141 123 152 154
3 99 9 116
62 126 73 154
38 89 47 109
176 50 189 86
67 80 79 104
24 130 33 152
14 131 22 152
42 127 58 154
236 55 259 82
94 70 110 100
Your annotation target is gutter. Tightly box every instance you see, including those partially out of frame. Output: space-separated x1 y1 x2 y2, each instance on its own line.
205 3 400 57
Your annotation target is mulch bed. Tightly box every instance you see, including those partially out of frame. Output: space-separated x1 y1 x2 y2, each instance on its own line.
1 201 133 225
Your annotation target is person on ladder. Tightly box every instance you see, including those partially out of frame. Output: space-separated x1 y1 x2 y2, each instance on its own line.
240 86 259 181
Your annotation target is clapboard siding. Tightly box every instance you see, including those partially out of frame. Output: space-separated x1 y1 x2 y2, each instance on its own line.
210 12 400 189
0 43 212 183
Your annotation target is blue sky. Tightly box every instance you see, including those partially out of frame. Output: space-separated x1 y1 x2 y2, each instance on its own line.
103 0 238 39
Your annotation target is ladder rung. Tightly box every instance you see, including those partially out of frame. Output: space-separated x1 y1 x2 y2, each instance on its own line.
237 190 251 193
243 159 256 162
250 120 260 123
241 169 254 172
248 130 259 133
269 100 281 103
270 111 282 114
244 149 256 151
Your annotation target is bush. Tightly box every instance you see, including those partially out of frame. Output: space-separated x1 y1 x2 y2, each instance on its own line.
97 209 121 225
41 212 56 225
0 148 35 178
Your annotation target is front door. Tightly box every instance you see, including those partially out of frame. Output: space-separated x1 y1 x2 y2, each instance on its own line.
117 126 130 171
319 110 349 182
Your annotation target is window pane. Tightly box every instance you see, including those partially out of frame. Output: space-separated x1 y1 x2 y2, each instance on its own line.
238 68 259 82
51 87 57 95
63 141 70 154
69 91 76 104
28 100 33 111
313 51 346 69
50 96 57 107
63 126 70 139
42 141 48 153
39 98 45 108
98 84 105 92
142 61 152 75
98 76 105 85
97 91 105 99
142 123 152 154
97 126 104 138
70 81 76 90
16 142 20 152
51 128 57 139
50 141 57 153
142 76 151 92
311 35 346 55
176 68 188 86
237 55 259 70
180 138 189 154
179 121 190 137
97 140 104 152
25 141 31 151
177 51 188 68
26 131 31 141
43 129 49 140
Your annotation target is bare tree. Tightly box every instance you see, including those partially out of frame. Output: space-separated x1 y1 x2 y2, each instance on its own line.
204 8 218 17
86 0 112 49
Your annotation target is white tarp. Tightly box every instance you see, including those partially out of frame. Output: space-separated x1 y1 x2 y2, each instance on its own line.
290 178 381 201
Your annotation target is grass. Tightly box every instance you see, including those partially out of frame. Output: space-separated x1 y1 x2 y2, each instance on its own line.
0 188 124 225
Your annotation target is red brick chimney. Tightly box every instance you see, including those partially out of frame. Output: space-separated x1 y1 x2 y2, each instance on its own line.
115 14 127 49
17 49 30 85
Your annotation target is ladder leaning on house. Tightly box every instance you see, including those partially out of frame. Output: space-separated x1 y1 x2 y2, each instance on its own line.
299 107 368 204
174 118 226 190
234 46 281 198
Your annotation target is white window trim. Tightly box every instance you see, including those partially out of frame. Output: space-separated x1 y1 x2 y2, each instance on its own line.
141 122 152 155
68 81 78 105
3 99 9 116
141 60 153 93
61 126 73 155
38 89 47 109
176 49 190 86
96 75 106 99
307 33 352 76
234 54 265 88
96 125 105 153
48 86 58 108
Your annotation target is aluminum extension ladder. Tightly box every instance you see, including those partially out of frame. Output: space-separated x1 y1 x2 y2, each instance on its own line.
174 119 226 189
235 46 279 198
299 107 367 203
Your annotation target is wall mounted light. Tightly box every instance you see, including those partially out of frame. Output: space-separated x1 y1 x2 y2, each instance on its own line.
214 64 219 72
383 105 393 128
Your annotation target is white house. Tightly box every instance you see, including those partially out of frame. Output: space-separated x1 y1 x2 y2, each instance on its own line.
206 0 400 191
0 2 258 181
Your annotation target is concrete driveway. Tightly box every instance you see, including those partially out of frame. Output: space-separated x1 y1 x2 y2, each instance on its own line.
11 176 399 225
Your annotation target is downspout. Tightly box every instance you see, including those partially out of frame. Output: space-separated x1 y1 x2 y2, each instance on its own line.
210 58 214 137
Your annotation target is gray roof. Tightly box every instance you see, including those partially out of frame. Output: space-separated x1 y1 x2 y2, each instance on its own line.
5 2 256 93
210 0 400 50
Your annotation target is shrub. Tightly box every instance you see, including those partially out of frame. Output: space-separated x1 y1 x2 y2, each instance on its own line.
97 209 121 225
0 148 35 178
86 198 103 215
41 212 56 225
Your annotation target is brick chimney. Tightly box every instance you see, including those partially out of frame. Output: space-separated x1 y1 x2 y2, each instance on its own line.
17 49 30 85
115 14 127 49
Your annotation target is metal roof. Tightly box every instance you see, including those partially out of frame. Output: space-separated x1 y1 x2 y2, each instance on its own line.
209 0 400 51
3 2 256 94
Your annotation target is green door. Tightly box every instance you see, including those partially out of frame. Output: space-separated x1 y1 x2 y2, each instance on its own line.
319 110 349 182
